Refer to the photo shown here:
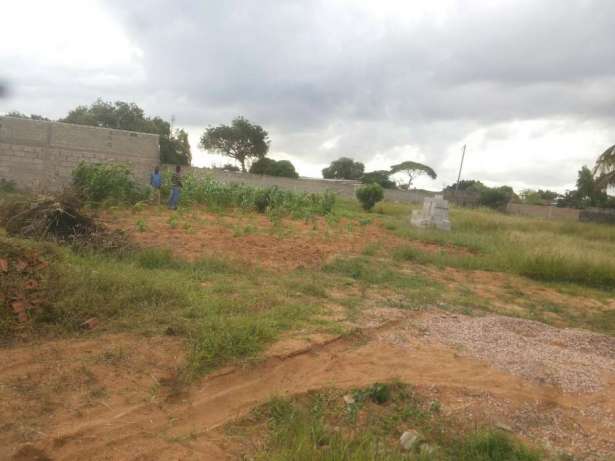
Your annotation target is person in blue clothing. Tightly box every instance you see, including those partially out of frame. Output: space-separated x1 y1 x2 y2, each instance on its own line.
168 165 182 210
150 166 162 204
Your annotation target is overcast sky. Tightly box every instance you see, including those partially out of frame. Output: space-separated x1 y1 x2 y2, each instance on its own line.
1 0 614 192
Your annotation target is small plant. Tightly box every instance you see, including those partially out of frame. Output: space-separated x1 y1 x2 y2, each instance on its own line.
136 219 147 232
355 183 384 211
168 216 177 229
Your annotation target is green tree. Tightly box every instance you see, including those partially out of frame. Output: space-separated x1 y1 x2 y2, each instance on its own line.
5 111 49 121
577 165 607 207
443 179 486 194
520 189 560 205
250 158 299 178
322 157 364 180
200 117 270 172
60 99 191 165
360 170 396 189
594 144 615 189
389 161 436 189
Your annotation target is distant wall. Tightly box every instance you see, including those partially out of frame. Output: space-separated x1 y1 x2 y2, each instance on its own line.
506 203 580 221
0 116 159 192
579 208 615 225
163 165 434 204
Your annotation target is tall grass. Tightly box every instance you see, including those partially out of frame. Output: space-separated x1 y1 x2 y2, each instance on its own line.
392 206 615 290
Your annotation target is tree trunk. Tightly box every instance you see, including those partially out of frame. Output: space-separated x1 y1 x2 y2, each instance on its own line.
240 158 246 172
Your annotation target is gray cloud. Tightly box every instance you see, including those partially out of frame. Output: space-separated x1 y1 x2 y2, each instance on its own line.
3 0 615 189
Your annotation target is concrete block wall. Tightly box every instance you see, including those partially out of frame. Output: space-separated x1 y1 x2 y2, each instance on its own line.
506 202 580 221
0 116 159 192
163 165 433 204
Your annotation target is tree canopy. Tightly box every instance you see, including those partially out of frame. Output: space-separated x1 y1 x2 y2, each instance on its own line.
60 99 191 165
557 165 611 209
322 157 365 180
200 117 269 172
360 170 396 189
520 189 560 205
5 111 49 121
594 144 615 189
249 157 299 178
389 161 436 189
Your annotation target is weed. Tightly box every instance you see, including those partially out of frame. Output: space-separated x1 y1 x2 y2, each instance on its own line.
136 219 146 232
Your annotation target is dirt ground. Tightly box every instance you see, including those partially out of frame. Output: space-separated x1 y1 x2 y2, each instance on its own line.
1 308 614 460
100 207 469 270
3 208 614 459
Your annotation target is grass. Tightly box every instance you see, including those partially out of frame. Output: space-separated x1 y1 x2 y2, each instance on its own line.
230 382 544 461
0 235 332 377
388 205 615 290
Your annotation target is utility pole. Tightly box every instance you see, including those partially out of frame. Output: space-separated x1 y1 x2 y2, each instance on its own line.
454 144 467 195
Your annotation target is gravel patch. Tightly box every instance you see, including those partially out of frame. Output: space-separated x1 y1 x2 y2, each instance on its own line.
419 313 615 393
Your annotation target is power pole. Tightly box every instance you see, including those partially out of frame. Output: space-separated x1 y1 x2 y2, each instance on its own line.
454 144 467 195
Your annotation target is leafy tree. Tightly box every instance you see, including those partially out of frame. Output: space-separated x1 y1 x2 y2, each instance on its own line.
250 157 299 178
479 187 513 210
60 99 191 165
322 157 365 180
594 144 615 189
559 165 608 208
389 161 436 189
360 170 396 189
200 116 270 172
443 179 486 194
355 183 384 211
520 189 560 205
5 111 49 121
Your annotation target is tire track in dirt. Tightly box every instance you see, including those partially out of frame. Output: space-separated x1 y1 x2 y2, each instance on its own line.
4 315 615 460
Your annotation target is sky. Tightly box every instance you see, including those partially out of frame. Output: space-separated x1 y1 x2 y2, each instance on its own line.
1 0 614 192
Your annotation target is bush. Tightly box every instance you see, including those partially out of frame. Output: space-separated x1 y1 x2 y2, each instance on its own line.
0 178 16 193
355 183 384 211
479 187 512 210
72 162 149 205
249 157 299 178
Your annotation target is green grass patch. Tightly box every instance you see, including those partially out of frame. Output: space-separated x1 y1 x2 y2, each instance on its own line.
231 382 544 461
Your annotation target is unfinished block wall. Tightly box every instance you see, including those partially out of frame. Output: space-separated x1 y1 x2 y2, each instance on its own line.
0 116 159 192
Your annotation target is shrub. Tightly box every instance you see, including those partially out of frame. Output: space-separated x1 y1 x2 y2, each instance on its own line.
0 178 17 193
250 157 299 178
355 183 384 211
72 162 149 205
479 187 512 210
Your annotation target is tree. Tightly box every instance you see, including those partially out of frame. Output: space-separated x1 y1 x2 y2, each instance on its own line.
443 179 486 194
5 111 49 121
594 144 615 189
557 166 608 209
60 99 191 165
200 116 270 172
389 161 436 189
520 189 560 205
360 170 396 189
250 157 299 178
322 157 364 180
